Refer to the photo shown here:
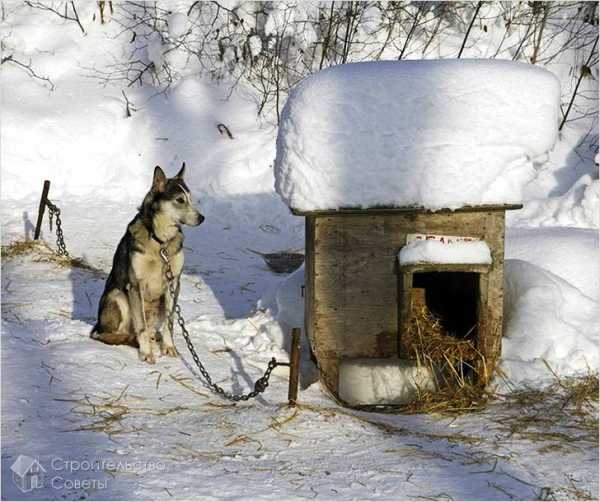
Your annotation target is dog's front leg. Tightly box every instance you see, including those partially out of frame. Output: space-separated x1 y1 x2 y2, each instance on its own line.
128 283 156 364
160 278 179 357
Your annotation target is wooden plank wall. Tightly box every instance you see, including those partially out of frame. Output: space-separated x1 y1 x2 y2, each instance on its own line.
307 210 507 395
476 211 506 383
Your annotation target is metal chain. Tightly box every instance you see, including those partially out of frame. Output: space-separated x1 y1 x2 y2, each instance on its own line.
159 247 282 401
46 199 69 257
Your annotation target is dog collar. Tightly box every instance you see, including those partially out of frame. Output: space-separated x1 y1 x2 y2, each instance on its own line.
150 231 165 246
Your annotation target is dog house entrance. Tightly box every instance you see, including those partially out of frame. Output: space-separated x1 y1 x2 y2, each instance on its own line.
411 271 480 341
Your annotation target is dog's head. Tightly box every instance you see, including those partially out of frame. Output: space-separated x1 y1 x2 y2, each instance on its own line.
150 163 204 227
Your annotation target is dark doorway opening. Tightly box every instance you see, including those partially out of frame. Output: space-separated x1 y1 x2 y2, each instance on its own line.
412 272 479 341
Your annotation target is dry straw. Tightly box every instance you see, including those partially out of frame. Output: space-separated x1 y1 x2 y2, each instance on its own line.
397 297 490 414
2 239 103 275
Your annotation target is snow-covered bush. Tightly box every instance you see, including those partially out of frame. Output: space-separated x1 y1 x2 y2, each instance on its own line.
11 1 594 129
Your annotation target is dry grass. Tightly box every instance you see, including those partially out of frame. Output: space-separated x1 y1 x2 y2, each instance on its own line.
1 239 103 275
56 386 214 438
224 407 300 448
494 367 599 445
369 302 598 421
297 402 484 446
403 304 481 365
396 385 491 414
395 303 490 414
1 239 42 258
381 297 599 426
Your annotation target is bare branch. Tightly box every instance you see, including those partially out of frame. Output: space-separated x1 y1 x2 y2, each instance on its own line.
25 1 85 34
559 35 599 131
1 54 55 90
457 1 483 58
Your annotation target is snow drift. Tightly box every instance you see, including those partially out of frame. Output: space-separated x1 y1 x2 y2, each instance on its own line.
275 59 561 212
505 227 599 301
501 259 599 385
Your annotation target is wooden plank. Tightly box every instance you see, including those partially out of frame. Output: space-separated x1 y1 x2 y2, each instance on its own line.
397 271 413 357
313 314 345 351
292 204 522 216
305 216 315 351
316 298 397 314
477 272 491 383
288 328 301 406
34 180 51 240
477 211 506 383
315 212 494 252
315 312 396 358
315 254 398 272
315 278 397 302
317 357 340 395
400 263 491 274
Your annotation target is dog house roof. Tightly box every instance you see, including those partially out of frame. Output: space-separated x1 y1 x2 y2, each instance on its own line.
274 60 560 213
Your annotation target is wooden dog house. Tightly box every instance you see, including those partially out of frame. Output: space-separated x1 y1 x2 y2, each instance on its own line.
273 60 559 406
297 204 521 403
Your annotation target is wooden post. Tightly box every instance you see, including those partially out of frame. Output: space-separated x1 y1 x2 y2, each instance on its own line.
288 328 301 406
34 180 51 240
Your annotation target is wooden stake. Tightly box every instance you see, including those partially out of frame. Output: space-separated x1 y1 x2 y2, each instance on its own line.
288 328 301 406
34 180 51 240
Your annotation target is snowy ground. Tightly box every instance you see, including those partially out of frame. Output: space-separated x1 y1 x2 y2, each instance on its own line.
2 238 598 501
2 2 599 500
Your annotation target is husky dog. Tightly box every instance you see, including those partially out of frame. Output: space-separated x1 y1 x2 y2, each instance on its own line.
91 163 204 363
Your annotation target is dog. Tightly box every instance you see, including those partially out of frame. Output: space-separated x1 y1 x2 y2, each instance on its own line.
91 163 204 363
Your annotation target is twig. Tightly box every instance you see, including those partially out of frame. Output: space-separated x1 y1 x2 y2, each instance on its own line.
458 1 483 58
559 35 599 131
69 1 85 35
169 374 209 398
25 1 85 34
1 55 55 90
121 90 135 117
398 4 423 60
217 123 234 139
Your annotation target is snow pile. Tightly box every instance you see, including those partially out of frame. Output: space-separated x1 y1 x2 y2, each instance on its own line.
514 123 599 230
511 174 600 228
505 227 598 301
399 239 492 265
274 264 305 329
275 60 561 211
501 260 599 385
1 74 277 203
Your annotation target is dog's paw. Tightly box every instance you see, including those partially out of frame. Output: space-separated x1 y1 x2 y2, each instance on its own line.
161 344 178 357
139 350 156 364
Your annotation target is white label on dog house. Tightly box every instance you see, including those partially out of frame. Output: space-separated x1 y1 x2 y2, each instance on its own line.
406 233 480 244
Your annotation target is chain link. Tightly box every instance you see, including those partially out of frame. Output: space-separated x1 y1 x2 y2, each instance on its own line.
160 247 281 401
46 199 69 257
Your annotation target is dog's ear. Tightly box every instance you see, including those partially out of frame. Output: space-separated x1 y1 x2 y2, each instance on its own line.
152 166 167 192
175 161 186 180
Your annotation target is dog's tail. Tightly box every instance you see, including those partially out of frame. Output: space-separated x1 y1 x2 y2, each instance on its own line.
91 328 138 347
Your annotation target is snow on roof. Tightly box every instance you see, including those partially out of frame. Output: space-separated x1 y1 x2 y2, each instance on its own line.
398 239 492 266
275 60 560 212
